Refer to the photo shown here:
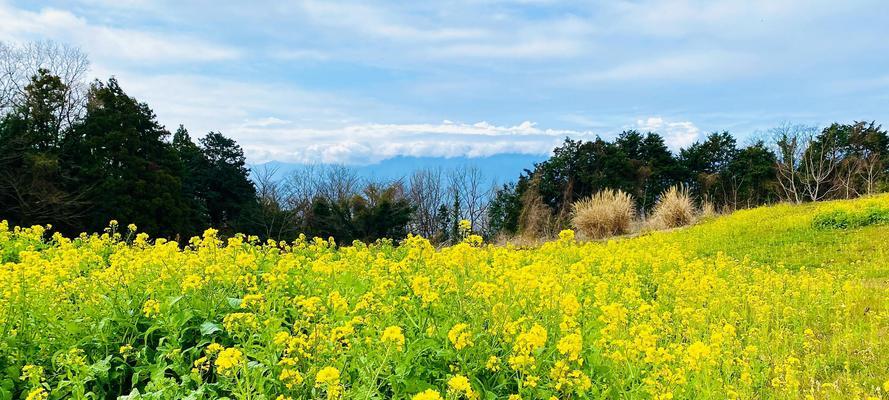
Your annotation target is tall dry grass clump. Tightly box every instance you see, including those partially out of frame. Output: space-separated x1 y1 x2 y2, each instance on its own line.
700 200 717 219
518 175 557 240
571 189 636 239
650 185 695 229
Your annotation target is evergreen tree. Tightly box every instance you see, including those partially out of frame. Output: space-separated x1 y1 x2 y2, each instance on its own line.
198 131 257 234
304 184 413 244
679 131 739 204
725 141 778 207
450 190 461 242
616 131 680 211
0 69 84 230
171 125 210 237
435 204 452 243
64 78 193 237
487 181 523 236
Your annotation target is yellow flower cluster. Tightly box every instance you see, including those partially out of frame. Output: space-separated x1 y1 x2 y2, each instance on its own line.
141 299 160 318
214 347 244 375
447 374 478 399
380 325 405 350
314 366 342 399
448 323 473 350
0 194 886 399
412 389 443 400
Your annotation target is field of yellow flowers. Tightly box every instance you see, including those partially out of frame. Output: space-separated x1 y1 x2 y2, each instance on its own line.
1 196 888 400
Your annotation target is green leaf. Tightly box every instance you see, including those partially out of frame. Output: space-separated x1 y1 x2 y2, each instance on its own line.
226 297 242 308
167 295 184 307
402 377 433 393
3 366 18 381
200 321 222 336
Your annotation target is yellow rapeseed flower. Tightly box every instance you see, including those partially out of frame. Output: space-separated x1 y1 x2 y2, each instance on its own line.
448 323 473 350
279 368 304 389
142 299 160 318
447 374 476 399
25 388 48 400
557 333 583 362
315 366 341 386
412 389 443 400
381 325 405 350
214 347 244 375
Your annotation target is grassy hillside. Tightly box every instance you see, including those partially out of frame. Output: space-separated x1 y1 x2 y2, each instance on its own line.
663 195 889 270
0 195 887 399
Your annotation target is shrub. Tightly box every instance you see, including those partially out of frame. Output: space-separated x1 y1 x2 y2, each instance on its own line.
812 206 889 229
518 175 557 239
571 189 636 239
700 200 717 219
651 185 695 229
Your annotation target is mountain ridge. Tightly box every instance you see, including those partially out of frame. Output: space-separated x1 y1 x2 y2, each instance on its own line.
250 153 549 185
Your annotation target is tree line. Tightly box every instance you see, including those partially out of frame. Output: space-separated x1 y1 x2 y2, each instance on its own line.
0 42 489 244
251 163 493 245
0 42 261 239
2 41 887 244
488 123 888 238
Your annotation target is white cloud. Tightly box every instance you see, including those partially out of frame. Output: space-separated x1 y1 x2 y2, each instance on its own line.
569 51 759 83
230 120 597 164
601 0 831 40
294 1 592 61
636 117 700 150
93 70 590 165
296 0 486 42
0 3 240 65
244 117 293 127
103 72 366 134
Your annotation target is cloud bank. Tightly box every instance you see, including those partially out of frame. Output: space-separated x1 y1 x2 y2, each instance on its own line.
2 0 887 165
232 120 596 164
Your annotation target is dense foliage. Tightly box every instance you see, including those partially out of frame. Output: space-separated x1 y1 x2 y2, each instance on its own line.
488 125 889 237
0 47 418 244
0 195 887 399
0 72 257 239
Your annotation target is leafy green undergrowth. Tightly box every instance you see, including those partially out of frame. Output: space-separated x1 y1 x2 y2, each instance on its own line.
813 205 889 229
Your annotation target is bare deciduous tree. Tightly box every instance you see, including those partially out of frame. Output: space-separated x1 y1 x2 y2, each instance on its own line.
832 122 887 197
251 165 301 240
0 162 90 227
862 153 884 195
772 123 805 204
448 165 492 232
316 164 362 204
835 157 861 199
800 129 840 202
0 40 90 126
408 167 445 238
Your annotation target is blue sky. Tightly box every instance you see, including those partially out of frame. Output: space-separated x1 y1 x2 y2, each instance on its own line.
2 0 888 165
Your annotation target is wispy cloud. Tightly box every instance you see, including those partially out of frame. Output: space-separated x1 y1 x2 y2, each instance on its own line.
2 0 887 166
296 0 487 42
0 3 241 65
635 117 700 150
568 51 760 83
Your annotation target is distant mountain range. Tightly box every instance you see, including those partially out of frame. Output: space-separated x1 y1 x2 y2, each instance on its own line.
250 153 549 186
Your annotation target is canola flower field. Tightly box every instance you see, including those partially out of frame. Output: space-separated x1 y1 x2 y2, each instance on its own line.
1 196 888 400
